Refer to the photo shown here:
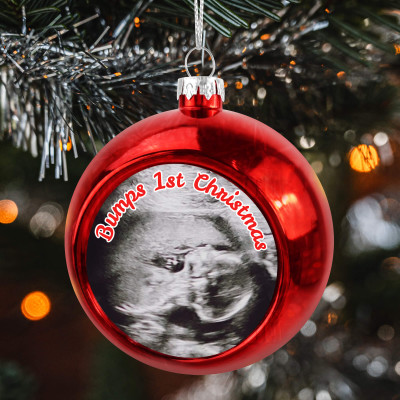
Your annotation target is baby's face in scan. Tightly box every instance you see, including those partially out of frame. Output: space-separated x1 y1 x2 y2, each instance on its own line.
110 211 263 357
113 212 254 308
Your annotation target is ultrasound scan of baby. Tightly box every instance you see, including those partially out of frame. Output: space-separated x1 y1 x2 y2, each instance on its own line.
87 164 278 358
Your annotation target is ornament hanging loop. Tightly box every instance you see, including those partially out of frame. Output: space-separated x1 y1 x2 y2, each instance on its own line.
194 0 204 50
184 46 216 77
185 0 215 77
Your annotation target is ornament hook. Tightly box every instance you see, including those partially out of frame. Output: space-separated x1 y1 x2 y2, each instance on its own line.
184 46 216 77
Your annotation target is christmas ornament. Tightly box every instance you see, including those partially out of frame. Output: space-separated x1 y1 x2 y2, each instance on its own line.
65 0 333 375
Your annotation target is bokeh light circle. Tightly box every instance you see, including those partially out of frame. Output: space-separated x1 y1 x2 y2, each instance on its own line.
0 199 18 224
349 144 379 173
21 291 51 321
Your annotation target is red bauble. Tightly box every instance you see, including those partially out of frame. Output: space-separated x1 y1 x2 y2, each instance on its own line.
65 77 333 375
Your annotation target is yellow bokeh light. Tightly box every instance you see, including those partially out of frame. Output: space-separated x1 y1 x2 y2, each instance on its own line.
0 200 18 224
349 144 379 173
21 291 51 321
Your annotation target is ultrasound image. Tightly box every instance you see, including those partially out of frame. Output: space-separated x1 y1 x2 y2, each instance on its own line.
87 164 278 358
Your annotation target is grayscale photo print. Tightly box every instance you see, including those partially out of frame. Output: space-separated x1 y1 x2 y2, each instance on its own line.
87 164 278 358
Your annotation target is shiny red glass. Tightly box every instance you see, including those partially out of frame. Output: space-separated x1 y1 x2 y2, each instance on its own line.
65 92 334 374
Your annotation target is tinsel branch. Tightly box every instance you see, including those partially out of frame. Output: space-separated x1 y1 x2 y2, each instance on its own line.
0 4 185 180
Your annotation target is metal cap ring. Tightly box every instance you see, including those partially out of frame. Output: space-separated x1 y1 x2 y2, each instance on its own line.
184 47 216 77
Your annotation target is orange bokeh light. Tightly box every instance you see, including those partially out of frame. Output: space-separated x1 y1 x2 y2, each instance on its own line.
0 199 18 224
59 137 72 151
260 33 271 40
349 144 379 173
21 291 51 321
235 81 243 89
337 71 346 79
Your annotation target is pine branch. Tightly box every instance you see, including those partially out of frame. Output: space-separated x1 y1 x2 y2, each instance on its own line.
0 0 399 180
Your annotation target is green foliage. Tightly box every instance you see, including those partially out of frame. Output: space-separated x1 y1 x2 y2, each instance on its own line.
1 0 399 60
0 0 78 32
127 0 288 36
0 0 399 178
316 2 400 66
0 0 287 36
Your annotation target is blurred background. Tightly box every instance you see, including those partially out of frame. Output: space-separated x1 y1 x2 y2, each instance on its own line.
0 0 400 399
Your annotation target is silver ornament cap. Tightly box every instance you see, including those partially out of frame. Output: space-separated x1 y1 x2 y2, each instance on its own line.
177 76 225 102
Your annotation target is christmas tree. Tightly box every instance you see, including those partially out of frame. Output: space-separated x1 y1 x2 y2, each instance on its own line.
0 0 399 399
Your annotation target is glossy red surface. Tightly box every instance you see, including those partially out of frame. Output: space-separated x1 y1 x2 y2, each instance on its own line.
65 92 334 375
